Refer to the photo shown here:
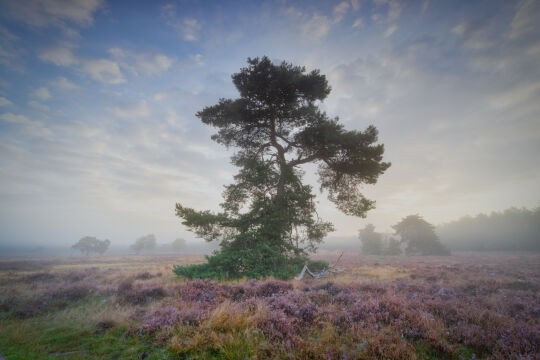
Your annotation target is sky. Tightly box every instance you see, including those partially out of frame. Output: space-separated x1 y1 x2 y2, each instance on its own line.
0 0 539 249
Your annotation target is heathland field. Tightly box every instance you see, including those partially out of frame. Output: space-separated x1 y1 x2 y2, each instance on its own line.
0 252 538 359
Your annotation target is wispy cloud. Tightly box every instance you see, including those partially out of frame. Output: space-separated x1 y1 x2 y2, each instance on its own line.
0 24 24 71
0 112 51 137
0 112 28 124
108 48 176 76
509 0 540 39
52 76 79 90
302 14 332 40
33 87 52 100
182 18 201 41
352 17 364 28
0 96 12 106
39 46 78 66
39 46 175 85
82 59 125 84
1 0 104 27
191 54 205 66
109 100 150 118
161 4 201 42
383 24 398 37
333 1 350 23
372 0 403 24
28 100 50 112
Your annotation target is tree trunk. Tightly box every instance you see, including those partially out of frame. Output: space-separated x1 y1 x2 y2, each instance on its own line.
270 116 287 196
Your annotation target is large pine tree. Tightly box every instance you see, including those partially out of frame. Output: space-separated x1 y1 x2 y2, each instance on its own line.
174 57 390 279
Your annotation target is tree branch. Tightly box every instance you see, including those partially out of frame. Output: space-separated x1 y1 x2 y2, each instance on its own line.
289 153 321 167
253 142 272 158
276 134 301 152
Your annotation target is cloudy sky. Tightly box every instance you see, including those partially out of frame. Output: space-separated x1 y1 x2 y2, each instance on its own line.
0 0 539 248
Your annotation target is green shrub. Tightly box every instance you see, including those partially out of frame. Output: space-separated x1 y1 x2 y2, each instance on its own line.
173 250 328 280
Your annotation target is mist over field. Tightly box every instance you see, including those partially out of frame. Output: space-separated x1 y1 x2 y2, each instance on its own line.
3 205 539 256
0 0 539 359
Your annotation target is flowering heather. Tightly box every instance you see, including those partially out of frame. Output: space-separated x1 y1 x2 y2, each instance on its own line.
1 282 95 318
0 253 538 359
117 278 167 305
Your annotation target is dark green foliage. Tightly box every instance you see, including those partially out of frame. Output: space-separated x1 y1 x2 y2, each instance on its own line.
306 259 330 273
359 224 383 255
173 252 328 280
175 57 389 279
72 236 110 256
393 215 450 256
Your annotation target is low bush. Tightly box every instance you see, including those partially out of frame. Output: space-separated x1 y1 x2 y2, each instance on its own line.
5 283 95 318
173 257 328 280
118 281 167 305
23 272 57 283
134 271 155 280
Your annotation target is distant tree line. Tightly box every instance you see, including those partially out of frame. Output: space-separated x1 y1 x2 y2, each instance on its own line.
359 214 450 256
71 235 189 255
437 206 540 252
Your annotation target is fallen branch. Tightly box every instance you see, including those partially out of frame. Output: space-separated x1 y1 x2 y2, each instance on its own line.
295 252 346 280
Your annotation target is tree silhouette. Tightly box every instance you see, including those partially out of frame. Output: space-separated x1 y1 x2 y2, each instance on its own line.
359 224 383 255
171 238 187 251
130 234 156 254
72 236 110 256
393 215 449 255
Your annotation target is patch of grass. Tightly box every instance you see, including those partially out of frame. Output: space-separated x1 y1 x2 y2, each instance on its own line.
169 327 263 360
0 314 174 359
43 326 92 349
336 265 409 282
414 342 450 360
458 346 483 360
